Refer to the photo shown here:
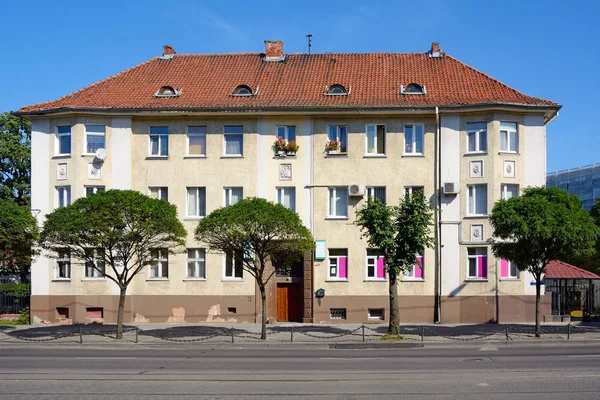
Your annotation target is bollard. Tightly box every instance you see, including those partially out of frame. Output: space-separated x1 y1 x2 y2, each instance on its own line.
231 327 235 343
290 326 294 343
568 323 571 340
135 326 139 344
421 326 425 342
79 326 83 344
362 324 365 342
505 325 509 341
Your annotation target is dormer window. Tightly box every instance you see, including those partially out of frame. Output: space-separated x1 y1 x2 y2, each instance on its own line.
325 84 348 96
232 85 254 96
401 83 426 95
155 86 181 97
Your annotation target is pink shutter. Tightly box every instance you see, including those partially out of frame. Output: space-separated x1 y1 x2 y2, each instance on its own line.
376 257 385 279
339 257 348 279
415 256 424 279
500 259 508 278
478 256 488 278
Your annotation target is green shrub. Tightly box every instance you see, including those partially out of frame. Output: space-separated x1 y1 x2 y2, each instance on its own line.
0 283 31 297
16 307 29 325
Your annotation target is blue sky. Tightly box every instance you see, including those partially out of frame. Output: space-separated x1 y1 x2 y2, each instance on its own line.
2 0 598 172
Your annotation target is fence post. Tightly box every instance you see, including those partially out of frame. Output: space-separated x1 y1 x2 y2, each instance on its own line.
135 326 139 344
79 326 83 344
290 326 294 343
421 326 425 342
231 327 235 343
362 324 365 342
505 325 509 341
568 323 571 340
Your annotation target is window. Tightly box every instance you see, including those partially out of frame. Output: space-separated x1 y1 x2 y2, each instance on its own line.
405 254 424 279
500 122 518 152
56 250 71 279
328 187 348 218
368 308 384 320
328 125 348 152
328 249 348 280
155 86 180 97
401 83 426 94
149 126 169 156
224 126 243 156
326 85 347 95
330 308 347 319
277 126 296 142
501 258 519 279
85 125 106 154
85 186 105 197
84 248 105 278
405 186 424 198
232 85 253 96
187 126 207 156
277 187 296 211
366 186 386 204
467 122 487 153
225 251 243 279
467 184 487 216
149 249 168 279
187 187 206 217
404 125 424 154
86 307 104 319
501 184 519 200
149 187 168 201
56 126 71 156
224 187 243 206
366 249 385 280
467 248 487 279
366 125 385 155
187 248 206 279
56 186 71 208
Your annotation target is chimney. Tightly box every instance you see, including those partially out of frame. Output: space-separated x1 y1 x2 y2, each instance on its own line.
264 40 284 61
429 42 442 58
162 45 176 59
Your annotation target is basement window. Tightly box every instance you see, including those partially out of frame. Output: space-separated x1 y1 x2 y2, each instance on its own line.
154 86 181 97
325 84 348 96
232 85 254 96
401 83 426 94
330 308 347 320
368 308 384 320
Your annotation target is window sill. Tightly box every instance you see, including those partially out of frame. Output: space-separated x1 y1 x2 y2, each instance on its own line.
325 217 349 220
464 279 488 282
498 151 519 155
81 278 106 281
326 279 349 282
81 154 98 158
325 152 348 157
364 279 387 282
52 155 71 159
146 278 169 281
499 278 520 281
464 152 488 156
146 156 169 160
184 155 207 159
222 278 244 282
402 278 425 282
463 215 489 219
221 155 243 159
52 279 71 282
402 153 425 158
363 154 387 158
184 278 207 281
183 216 205 221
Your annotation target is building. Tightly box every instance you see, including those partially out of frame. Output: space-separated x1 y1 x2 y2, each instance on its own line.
547 163 600 211
18 41 560 325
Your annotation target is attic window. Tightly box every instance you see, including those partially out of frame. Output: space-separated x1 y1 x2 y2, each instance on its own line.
232 85 254 96
155 86 181 97
326 84 348 96
401 83 426 95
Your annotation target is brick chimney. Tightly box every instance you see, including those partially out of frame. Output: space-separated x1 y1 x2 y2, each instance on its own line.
162 45 176 59
430 42 442 58
264 40 284 61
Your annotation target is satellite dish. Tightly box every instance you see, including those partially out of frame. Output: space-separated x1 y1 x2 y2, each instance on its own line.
95 148 107 161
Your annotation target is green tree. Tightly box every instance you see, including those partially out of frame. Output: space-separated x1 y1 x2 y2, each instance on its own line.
40 190 186 338
355 192 435 334
195 197 314 339
490 187 599 337
0 112 31 206
0 198 39 282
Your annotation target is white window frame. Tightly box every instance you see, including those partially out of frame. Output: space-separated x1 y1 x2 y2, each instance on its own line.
187 248 206 280
365 249 385 281
500 122 518 153
405 186 424 198
149 249 168 280
501 184 519 201
366 186 386 204
149 187 168 201
365 124 386 155
84 125 106 155
467 247 487 279
466 122 487 153
467 184 488 216
85 186 105 197
276 187 296 211
224 187 243 207
187 126 207 157
223 252 244 280
328 125 348 153
327 186 349 218
328 249 348 281
404 253 424 280
55 250 71 280
186 187 207 218
84 248 105 279
276 125 296 142
507 259 519 279
223 125 244 157
56 186 71 208
56 126 71 156
368 308 385 320
148 126 169 157
403 124 424 155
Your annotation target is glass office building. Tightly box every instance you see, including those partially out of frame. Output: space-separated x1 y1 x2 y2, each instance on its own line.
547 163 600 211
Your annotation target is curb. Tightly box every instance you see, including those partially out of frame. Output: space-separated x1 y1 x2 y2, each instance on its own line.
330 343 424 349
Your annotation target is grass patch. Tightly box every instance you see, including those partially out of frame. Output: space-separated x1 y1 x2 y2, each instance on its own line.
380 333 404 341
0 320 21 326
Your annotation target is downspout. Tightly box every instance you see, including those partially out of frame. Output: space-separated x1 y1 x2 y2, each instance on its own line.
435 106 442 323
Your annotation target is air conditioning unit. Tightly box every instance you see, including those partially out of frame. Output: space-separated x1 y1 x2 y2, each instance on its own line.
349 184 365 197
443 182 459 195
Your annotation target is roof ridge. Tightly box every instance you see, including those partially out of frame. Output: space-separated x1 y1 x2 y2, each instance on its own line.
444 54 557 105
172 51 430 57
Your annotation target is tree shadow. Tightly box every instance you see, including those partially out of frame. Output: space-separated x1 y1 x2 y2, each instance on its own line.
5 324 135 338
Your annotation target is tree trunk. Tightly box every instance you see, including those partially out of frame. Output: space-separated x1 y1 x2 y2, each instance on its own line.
116 286 127 339
535 277 541 338
388 274 400 334
260 285 267 340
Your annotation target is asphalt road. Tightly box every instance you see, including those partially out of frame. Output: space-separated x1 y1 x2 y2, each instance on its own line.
1 344 599 399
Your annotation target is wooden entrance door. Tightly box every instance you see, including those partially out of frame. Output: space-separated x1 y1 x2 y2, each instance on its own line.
277 284 302 322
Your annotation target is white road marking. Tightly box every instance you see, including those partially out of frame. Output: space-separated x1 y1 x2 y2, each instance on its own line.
319 357 385 360
477 382 489 386
479 345 499 351
75 357 138 360
568 354 600 358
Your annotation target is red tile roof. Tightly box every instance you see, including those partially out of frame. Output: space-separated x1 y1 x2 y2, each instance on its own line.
545 260 600 279
18 51 559 115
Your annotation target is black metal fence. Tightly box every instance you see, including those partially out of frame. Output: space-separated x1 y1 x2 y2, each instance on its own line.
0 294 29 315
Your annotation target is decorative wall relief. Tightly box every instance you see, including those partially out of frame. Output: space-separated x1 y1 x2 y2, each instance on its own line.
470 160 483 178
88 162 102 180
470 224 483 242
504 160 516 178
279 163 292 181
56 163 68 180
